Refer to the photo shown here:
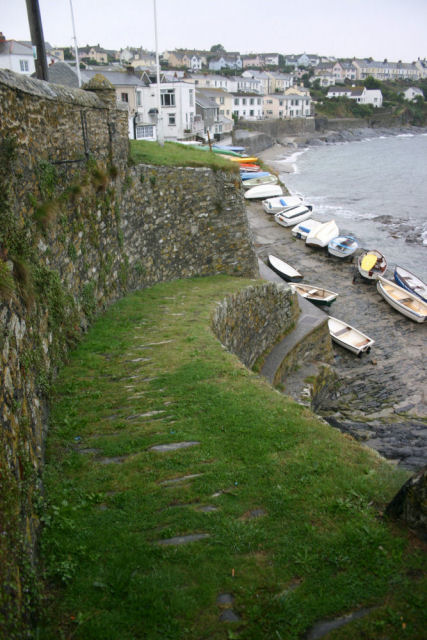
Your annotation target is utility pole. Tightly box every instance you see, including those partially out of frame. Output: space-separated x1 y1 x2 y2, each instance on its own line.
153 0 164 145
25 0 48 81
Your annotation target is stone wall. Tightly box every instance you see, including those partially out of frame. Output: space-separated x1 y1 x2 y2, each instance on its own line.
211 282 299 369
0 69 257 636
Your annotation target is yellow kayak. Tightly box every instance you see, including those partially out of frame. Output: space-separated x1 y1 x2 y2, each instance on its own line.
217 154 259 163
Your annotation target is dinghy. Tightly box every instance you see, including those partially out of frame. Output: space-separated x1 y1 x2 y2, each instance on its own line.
267 254 303 282
239 164 261 172
328 316 374 356
240 171 270 181
262 195 304 215
357 249 387 280
292 219 322 240
328 235 359 259
394 266 427 302
377 276 427 323
244 184 283 200
274 205 312 228
306 220 339 248
242 174 278 189
290 283 338 306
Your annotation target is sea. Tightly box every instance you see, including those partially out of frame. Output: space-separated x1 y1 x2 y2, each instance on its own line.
275 132 427 280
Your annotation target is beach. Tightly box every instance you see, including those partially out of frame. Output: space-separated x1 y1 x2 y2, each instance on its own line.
246 144 427 471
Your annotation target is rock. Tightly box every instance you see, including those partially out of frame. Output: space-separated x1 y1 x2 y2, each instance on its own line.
385 466 427 539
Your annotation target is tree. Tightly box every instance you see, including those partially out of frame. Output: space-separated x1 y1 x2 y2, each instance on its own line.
210 44 225 54
364 75 381 89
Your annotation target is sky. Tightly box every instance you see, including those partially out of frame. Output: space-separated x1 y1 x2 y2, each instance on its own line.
2 0 426 63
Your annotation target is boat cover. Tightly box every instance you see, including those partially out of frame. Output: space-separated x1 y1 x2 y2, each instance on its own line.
361 254 377 271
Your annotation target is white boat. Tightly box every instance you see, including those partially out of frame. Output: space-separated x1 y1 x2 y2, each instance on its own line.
262 195 304 215
328 316 374 356
328 235 359 259
242 174 278 189
377 276 427 323
306 220 339 248
290 283 338 307
244 184 283 200
274 205 313 228
267 254 303 282
357 249 387 280
291 219 322 240
394 266 427 302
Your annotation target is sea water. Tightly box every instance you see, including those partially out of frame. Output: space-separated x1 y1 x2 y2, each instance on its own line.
280 132 427 280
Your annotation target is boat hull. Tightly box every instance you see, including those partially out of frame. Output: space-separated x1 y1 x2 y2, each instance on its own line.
306 220 339 248
394 266 427 302
262 195 304 214
328 316 374 355
290 283 338 306
292 219 322 240
274 206 312 228
242 175 278 189
328 236 358 258
357 250 387 280
377 277 427 323
244 185 283 200
267 255 302 282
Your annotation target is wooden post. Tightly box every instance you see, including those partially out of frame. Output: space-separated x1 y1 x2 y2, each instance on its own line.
25 0 48 81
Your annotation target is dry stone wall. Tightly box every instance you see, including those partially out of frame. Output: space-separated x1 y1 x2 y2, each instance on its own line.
0 69 257 635
211 282 299 369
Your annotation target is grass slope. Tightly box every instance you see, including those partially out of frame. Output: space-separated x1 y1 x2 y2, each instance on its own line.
38 276 426 639
130 140 240 172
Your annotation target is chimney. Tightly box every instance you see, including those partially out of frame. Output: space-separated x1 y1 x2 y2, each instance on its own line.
0 32 6 43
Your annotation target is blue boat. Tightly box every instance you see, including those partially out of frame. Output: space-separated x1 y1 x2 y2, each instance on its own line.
328 235 358 259
213 144 246 153
394 266 427 302
240 171 270 181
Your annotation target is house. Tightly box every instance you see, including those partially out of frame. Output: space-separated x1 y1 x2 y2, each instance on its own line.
310 73 335 88
285 53 320 68
191 74 230 91
208 54 242 71
196 89 233 138
234 74 263 94
266 71 294 92
231 93 263 120
241 53 280 68
0 33 58 75
138 79 197 141
403 87 424 101
78 45 109 64
127 50 156 71
164 49 207 70
353 59 421 81
241 70 271 94
263 93 312 119
326 86 383 107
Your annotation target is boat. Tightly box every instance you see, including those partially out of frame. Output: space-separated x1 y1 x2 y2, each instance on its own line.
328 235 359 259
377 276 427 323
357 249 387 280
290 283 338 307
219 155 259 163
240 171 270 181
262 195 304 215
292 219 322 240
328 316 374 356
213 144 246 153
306 219 339 248
239 164 260 172
244 184 283 200
274 205 313 228
267 254 302 282
394 266 427 302
242 175 278 189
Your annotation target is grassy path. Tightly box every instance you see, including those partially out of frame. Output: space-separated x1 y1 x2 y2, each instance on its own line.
38 276 426 639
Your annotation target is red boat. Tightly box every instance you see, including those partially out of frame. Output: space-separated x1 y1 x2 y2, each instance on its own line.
239 163 260 172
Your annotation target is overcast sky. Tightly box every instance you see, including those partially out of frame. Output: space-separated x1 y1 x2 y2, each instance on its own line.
2 0 426 62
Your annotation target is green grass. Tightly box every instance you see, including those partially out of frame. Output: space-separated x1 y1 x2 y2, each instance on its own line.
37 276 426 640
130 140 240 172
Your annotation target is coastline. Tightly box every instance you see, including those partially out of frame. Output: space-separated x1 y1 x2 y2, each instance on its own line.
248 138 427 471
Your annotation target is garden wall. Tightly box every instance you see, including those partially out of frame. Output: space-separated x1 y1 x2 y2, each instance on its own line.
0 69 257 636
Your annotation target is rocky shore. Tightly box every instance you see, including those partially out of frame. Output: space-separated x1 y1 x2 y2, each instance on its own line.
247 142 426 471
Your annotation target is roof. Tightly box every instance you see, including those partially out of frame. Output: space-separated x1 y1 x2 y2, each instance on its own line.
47 61 79 88
81 69 144 87
0 40 33 56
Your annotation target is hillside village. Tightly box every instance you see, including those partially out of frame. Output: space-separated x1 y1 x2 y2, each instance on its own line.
1 33 427 141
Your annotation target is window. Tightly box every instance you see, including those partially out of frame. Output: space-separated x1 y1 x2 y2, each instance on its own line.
136 124 154 139
234 98 239 105
242 98 246 105
161 89 175 106
220 97 224 104
19 59 29 72
168 113 176 126
250 110 254 117
189 89 194 106
121 92 129 103
250 98 254 105
136 92 142 107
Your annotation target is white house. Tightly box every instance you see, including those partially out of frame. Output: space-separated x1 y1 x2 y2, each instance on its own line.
263 93 312 119
137 80 197 141
232 93 263 120
326 86 383 107
208 55 242 71
403 87 424 101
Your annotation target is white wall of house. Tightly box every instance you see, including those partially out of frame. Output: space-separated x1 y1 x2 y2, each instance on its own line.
138 81 196 141
263 94 312 118
232 94 263 120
